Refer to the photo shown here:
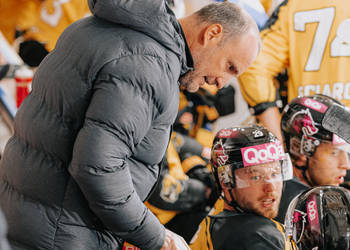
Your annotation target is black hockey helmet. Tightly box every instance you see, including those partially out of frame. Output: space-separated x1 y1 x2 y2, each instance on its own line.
285 186 350 250
281 94 349 157
211 125 292 191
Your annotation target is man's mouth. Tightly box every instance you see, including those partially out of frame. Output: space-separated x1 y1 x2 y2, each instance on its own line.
204 76 208 84
337 176 345 184
261 198 276 208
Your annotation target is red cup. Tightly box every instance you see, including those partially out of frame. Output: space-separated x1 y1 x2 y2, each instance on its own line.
14 66 33 107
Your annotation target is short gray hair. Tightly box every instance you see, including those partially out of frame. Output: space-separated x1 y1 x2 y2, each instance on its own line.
194 2 257 41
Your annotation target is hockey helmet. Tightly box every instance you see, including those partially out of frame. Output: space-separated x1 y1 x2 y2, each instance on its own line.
211 125 292 190
285 186 350 250
281 94 350 157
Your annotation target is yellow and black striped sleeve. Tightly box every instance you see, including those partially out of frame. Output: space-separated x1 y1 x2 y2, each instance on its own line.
238 1 289 115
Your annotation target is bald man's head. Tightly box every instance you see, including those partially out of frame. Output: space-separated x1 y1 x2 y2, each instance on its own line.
193 2 260 47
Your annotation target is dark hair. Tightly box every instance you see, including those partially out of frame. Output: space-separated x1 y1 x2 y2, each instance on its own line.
195 2 256 41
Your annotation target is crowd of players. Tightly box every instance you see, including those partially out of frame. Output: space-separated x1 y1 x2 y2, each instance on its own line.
0 0 349 250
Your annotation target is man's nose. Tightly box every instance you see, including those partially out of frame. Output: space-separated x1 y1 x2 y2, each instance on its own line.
215 77 229 89
263 180 276 193
339 151 350 170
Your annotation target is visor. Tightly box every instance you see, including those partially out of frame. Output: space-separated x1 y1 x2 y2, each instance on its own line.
214 141 293 188
285 192 322 247
333 134 350 153
284 194 310 246
234 154 293 189
284 194 300 240
322 103 350 144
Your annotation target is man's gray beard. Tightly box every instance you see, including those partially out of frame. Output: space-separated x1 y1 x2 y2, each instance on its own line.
179 72 198 93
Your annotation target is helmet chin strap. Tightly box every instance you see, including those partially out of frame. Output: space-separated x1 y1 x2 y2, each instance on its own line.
224 189 245 213
295 158 314 187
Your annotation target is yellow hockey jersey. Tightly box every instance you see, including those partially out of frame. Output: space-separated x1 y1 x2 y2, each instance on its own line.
18 0 90 52
0 0 38 44
239 0 350 114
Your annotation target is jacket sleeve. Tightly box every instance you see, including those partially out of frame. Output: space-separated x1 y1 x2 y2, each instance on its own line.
68 56 169 250
0 209 10 250
238 1 289 115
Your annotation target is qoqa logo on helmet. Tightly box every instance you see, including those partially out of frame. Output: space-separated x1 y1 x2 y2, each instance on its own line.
307 200 317 221
241 142 285 167
301 98 328 113
306 196 320 232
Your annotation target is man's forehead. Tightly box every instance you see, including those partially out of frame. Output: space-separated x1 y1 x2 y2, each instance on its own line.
320 140 350 151
225 34 259 74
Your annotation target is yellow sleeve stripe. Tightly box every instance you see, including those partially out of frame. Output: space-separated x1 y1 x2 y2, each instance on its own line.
270 219 293 250
181 155 206 174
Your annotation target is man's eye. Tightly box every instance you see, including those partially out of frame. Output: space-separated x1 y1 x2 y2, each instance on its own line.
331 150 340 156
250 175 261 182
271 172 281 178
229 65 238 75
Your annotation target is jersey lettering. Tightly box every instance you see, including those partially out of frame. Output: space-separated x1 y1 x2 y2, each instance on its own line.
331 19 350 57
298 82 350 101
294 8 350 72
294 7 334 71
40 0 70 27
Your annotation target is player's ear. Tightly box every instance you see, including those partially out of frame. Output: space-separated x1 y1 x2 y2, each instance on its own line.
201 23 223 47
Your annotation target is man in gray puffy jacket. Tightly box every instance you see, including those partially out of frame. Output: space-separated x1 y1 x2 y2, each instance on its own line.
0 1 260 249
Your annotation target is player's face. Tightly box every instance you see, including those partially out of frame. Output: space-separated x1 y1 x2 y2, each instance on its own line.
232 162 283 219
179 30 259 93
307 142 350 186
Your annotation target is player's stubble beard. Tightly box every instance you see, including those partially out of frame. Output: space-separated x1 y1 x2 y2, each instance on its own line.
233 190 282 219
179 70 201 93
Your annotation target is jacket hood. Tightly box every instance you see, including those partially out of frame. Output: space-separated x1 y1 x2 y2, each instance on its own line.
88 0 193 75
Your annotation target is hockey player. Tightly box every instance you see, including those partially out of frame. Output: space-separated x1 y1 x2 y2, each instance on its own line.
190 125 295 249
275 94 350 223
238 0 350 140
285 185 350 250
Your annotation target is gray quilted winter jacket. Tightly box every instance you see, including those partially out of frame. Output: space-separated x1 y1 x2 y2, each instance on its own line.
0 0 193 249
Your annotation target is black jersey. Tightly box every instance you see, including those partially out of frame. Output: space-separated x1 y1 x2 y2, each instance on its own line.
275 177 309 224
190 210 294 250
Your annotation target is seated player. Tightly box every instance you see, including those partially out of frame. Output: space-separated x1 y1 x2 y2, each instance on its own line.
190 125 294 250
275 94 350 223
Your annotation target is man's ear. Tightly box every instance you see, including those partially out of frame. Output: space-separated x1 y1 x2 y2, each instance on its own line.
202 23 223 47
295 154 307 167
